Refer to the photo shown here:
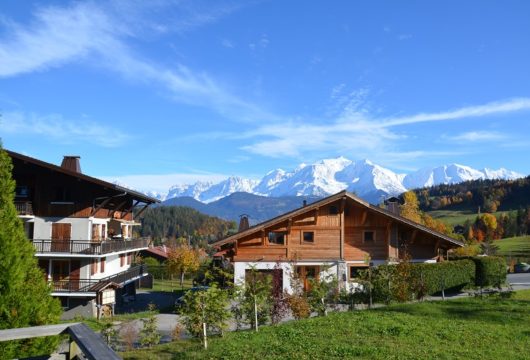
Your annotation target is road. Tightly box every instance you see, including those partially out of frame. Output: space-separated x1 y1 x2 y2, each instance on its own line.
507 273 530 290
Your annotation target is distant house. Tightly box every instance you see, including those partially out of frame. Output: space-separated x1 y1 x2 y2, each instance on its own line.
9 150 159 318
139 245 170 263
212 190 463 292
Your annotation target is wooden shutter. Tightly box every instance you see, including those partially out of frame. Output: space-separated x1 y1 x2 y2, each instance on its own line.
120 254 125 267
51 223 71 252
91 259 97 275
100 257 106 273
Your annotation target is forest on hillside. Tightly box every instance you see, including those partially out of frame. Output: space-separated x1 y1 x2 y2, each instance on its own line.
137 206 237 246
414 176 530 213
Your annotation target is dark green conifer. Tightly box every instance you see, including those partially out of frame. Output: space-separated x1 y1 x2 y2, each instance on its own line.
0 146 62 358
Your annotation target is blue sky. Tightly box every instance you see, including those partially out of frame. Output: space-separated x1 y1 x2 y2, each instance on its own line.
1 0 530 192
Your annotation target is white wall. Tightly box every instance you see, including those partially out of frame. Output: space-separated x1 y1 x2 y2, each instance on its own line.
90 253 132 280
32 217 91 240
234 261 343 294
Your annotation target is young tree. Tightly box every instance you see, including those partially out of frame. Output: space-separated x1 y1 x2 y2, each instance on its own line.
234 268 272 331
167 244 201 288
181 285 231 348
306 271 338 316
139 316 161 348
0 147 62 359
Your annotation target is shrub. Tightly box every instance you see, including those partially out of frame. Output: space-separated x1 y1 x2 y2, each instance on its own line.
470 256 507 288
140 316 161 348
357 259 475 303
307 272 338 316
286 294 311 319
410 260 475 295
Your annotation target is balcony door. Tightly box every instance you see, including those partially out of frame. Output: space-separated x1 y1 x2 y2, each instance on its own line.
52 260 69 290
51 223 71 252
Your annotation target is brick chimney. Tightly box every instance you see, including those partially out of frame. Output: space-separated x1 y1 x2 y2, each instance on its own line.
61 156 82 173
239 214 250 231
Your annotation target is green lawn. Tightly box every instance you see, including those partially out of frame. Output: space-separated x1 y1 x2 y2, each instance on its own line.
427 210 509 227
497 236 530 260
149 278 194 293
121 290 530 360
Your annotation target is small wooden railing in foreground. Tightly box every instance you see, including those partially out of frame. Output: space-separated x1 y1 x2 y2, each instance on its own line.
0 322 120 360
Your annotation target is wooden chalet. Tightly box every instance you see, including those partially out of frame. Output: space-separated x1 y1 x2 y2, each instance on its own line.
212 190 463 292
8 149 159 319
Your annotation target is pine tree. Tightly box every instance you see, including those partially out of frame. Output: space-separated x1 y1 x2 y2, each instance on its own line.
0 147 62 358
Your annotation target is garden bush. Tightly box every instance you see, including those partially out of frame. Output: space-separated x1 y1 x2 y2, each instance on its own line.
358 259 475 303
469 256 507 288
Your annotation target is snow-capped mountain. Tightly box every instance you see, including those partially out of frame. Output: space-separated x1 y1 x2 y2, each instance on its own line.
127 158 525 204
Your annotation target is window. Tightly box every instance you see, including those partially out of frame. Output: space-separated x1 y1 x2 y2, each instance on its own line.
53 187 71 202
302 231 314 243
15 186 29 198
268 231 285 245
329 205 339 215
363 231 375 243
349 266 367 279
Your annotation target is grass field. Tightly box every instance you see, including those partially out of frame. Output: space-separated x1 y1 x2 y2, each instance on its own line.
427 209 509 227
121 290 530 360
149 278 194 293
497 236 530 260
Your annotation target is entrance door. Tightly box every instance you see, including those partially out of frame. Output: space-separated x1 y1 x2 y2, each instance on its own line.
297 266 320 292
52 260 70 290
51 223 71 252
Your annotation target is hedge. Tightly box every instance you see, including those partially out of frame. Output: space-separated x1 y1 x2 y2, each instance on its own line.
469 256 507 288
410 259 475 294
359 259 475 303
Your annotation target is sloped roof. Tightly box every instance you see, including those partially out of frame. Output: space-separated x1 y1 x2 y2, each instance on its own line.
6 149 159 204
212 190 463 247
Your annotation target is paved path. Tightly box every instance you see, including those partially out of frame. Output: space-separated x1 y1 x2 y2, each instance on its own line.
507 273 530 290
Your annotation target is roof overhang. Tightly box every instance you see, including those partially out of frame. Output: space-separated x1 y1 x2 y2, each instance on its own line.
212 190 464 248
6 149 160 204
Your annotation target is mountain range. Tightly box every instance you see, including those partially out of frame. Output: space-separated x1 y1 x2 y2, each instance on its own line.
143 158 523 204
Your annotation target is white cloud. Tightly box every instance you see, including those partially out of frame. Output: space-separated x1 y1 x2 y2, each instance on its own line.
447 131 506 142
236 97 530 159
102 172 227 193
0 111 130 147
221 38 234 48
383 98 530 127
397 34 412 41
0 1 274 123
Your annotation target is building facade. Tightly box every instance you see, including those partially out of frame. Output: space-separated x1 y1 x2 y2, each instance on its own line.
9 150 158 319
212 191 463 293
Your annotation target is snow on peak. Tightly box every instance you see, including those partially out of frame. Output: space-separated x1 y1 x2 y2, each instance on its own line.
153 159 524 204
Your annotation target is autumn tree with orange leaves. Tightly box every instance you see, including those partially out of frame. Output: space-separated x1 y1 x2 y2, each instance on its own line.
168 244 202 288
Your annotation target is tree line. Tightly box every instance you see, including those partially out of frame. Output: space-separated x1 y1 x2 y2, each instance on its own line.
137 206 237 246
413 176 530 213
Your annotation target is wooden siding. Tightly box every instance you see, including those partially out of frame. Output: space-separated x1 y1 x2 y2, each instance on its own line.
231 198 450 263
11 157 135 219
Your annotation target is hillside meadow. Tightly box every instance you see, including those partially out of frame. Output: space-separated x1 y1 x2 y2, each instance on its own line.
121 290 530 360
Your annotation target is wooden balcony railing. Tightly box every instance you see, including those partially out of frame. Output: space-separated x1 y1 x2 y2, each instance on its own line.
32 238 150 255
0 323 120 360
15 201 33 215
50 265 147 293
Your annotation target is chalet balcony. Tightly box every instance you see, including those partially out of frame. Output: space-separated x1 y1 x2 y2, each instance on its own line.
15 201 33 216
50 264 146 293
32 238 150 255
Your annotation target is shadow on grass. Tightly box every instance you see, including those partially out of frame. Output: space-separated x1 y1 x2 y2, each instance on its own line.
378 297 530 325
